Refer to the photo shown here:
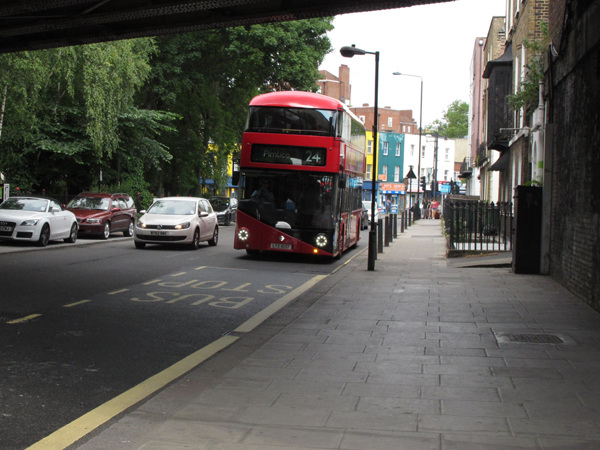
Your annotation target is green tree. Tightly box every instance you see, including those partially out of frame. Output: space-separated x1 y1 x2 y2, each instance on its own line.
508 23 548 114
141 18 333 196
0 39 175 199
429 100 469 138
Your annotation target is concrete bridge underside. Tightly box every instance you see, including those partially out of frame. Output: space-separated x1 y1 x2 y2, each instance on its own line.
0 0 453 54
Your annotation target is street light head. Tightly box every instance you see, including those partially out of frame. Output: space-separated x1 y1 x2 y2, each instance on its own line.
340 45 366 58
392 72 402 75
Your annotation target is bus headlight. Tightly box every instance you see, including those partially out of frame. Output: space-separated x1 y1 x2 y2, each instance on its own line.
315 233 328 248
238 228 250 241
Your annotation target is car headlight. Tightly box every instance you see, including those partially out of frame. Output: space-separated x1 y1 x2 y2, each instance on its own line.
175 222 190 230
137 221 146 228
20 219 40 226
315 233 328 248
86 218 102 224
237 228 249 241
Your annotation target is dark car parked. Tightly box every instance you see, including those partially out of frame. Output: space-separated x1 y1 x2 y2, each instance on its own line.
67 192 137 239
208 197 237 226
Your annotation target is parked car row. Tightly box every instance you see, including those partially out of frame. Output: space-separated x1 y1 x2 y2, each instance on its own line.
0 192 238 249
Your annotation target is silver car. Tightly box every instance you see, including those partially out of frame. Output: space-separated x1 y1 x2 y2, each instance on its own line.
134 197 218 249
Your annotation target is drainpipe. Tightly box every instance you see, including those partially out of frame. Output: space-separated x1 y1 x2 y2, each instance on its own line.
539 80 552 275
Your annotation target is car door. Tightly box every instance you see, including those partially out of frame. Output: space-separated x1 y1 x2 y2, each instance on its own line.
199 199 215 240
48 200 69 237
111 198 128 231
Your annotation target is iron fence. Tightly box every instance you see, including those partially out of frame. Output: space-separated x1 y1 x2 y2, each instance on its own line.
443 198 513 252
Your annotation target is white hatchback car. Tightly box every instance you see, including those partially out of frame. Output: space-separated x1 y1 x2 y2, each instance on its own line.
134 197 218 249
0 196 78 247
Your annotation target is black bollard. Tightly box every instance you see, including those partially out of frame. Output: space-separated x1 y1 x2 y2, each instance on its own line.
378 218 384 253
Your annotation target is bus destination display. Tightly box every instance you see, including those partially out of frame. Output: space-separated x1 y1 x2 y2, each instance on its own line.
251 144 326 166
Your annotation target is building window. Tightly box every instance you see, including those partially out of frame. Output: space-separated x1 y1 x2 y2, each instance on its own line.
410 144 415 157
367 140 372 154
403 125 406 133
383 141 389 156
445 148 450 161
421 146 426 159
382 165 388 181
394 166 400 182
366 164 372 180
359 115 365 124
388 117 393 127
444 170 449 180
395 142 401 156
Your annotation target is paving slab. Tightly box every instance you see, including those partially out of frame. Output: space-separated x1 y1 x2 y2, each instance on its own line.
76 219 600 449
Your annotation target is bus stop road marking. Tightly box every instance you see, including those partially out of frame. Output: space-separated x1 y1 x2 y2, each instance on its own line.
234 274 328 333
26 335 239 450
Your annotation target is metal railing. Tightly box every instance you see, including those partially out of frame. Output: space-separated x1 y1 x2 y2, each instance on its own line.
443 198 513 253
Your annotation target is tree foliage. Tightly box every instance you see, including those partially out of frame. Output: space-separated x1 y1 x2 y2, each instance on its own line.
0 18 333 201
429 100 469 138
507 22 548 113
140 18 333 196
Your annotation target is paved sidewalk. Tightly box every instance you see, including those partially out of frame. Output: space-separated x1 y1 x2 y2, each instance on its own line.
77 219 600 449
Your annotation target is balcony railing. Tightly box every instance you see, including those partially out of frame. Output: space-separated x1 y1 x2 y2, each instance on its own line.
476 142 488 167
460 157 473 177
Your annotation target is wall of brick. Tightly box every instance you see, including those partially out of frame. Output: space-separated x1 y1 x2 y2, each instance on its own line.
548 0 600 309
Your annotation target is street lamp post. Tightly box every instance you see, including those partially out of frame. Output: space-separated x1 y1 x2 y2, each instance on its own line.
341 45 379 271
393 72 422 218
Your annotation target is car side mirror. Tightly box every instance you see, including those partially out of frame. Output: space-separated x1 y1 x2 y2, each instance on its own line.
50 206 61 213
199 211 209 217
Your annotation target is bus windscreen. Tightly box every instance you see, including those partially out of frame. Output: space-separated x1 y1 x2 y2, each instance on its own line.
246 106 335 136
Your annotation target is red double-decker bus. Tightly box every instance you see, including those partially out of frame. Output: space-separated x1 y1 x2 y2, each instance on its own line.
234 91 366 257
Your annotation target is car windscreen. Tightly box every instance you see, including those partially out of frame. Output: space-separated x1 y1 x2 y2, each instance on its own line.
209 198 229 211
68 197 110 210
147 200 196 215
0 198 49 212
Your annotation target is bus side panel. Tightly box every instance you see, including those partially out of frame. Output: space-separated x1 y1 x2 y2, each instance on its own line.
234 210 333 257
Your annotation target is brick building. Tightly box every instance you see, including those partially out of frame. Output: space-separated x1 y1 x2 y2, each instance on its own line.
544 0 600 309
317 66 351 105
349 105 418 135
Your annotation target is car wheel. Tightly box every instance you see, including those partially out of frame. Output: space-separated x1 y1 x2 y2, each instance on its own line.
101 222 110 240
37 223 50 247
189 228 201 250
134 241 146 249
64 223 78 243
224 214 230 227
208 226 218 246
124 219 134 237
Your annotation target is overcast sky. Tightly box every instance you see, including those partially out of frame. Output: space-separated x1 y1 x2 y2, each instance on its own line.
320 0 506 127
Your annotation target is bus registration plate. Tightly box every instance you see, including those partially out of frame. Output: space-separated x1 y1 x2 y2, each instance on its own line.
270 243 292 250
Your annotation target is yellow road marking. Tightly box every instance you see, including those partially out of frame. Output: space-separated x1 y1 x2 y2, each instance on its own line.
195 266 248 271
108 289 129 295
331 246 367 275
27 335 239 450
234 275 327 333
7 314 42 324
63 300 91 308
171 272 187 277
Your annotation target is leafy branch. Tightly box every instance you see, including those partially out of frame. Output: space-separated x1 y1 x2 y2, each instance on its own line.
508 22 548 113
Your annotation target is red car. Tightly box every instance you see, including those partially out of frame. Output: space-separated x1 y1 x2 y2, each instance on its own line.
67 192 137 239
